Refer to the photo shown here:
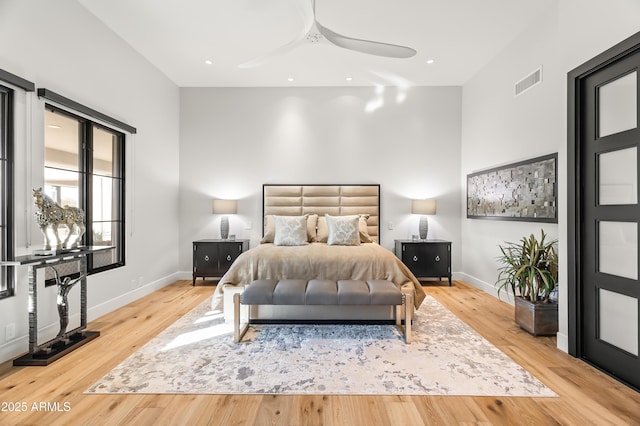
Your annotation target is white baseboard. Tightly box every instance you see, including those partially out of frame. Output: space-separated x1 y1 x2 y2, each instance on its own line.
556 332 569 353
176 271 192 281
455 272 511 304
0 336 28 366
0 272 180 364
88 272 181 321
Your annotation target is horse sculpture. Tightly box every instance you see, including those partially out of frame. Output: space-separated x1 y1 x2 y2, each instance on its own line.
33 188 86 251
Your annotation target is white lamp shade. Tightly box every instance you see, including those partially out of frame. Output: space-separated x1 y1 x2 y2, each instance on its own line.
212 199 237 215
411 199 437 215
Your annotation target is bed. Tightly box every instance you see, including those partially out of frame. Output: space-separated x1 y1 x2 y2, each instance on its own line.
212 184 425 321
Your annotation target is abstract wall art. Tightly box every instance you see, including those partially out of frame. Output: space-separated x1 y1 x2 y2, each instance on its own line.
467 153 557 222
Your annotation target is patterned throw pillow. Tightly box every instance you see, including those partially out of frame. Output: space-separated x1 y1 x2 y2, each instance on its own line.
317 214 372 243
262 214 318 243
325 214 360 246
274 215 309 246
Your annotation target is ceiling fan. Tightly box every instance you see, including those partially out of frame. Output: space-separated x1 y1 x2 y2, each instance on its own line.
238 0 417 68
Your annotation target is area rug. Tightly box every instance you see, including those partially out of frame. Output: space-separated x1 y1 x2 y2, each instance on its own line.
86 296 556 396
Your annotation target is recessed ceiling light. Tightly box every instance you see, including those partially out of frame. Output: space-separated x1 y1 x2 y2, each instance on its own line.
346 77 353 81
204 60 213 65
288 77 295 82
427 59 435 65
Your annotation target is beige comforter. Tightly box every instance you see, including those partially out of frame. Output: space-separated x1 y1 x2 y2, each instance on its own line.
214 242 425 308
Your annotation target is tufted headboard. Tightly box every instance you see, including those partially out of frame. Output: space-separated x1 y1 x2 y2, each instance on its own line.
263 184 380 242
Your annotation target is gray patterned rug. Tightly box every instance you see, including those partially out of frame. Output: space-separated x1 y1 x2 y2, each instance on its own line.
86 296 556 396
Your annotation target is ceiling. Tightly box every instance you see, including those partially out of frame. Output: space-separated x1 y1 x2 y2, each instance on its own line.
77 0 557 88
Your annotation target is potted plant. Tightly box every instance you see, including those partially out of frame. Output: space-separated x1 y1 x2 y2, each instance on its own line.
496 229 558 336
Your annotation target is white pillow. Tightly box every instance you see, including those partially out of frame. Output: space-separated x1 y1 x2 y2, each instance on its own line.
274 215 309 246
325 214 360 246
262 214 318 243
317 214 372 243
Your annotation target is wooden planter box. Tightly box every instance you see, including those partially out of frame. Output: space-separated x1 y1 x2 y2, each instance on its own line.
514 297 558 336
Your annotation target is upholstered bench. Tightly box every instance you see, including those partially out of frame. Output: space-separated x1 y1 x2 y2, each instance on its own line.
233 279 413 343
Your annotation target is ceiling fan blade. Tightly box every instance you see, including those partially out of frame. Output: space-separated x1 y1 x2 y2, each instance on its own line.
238 0 314 68
237 36 304 68
317 21 416 59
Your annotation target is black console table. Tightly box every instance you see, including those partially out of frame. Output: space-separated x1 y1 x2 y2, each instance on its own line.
2 246 110 366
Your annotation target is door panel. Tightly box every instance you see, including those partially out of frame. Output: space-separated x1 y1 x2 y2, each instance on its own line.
580 49 640 389
423 244 449 276
598 71 637 137
194 243 218 275
218 242 243 272
598 147 637 205
598 221 638 280
599 288 639 356
402 244 429 277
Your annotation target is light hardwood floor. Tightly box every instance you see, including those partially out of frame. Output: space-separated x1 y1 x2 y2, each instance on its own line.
1 280 639 425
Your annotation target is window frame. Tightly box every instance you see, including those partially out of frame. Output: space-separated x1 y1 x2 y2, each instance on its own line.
44 104 126 277
0 84 15 299
0 69 34 299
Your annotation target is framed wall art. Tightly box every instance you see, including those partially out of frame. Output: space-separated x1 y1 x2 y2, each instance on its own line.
467 153 557 223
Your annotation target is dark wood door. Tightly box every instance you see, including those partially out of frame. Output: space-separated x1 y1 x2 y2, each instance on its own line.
218 242 244 273
422 243 449 277
193 242 218 275
402 243 430 277
577 45 640 389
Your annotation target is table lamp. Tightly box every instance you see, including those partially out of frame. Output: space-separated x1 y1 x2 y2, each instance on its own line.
411 199 437 240
212 199 237 239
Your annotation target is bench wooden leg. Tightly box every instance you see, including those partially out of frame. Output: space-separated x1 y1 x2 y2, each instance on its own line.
233 293 249 343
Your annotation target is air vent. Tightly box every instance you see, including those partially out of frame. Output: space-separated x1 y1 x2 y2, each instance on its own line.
515 67 542 96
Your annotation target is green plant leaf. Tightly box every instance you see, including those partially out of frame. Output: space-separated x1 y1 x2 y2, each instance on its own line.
495 229 558 303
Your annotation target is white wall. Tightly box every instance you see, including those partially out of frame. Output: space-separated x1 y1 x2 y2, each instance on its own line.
0 0 180 363
179 86 462 274
460 5 562 295
461 0 640 352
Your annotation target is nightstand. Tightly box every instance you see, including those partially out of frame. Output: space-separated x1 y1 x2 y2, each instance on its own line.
395 239 452 286
192 239 249 285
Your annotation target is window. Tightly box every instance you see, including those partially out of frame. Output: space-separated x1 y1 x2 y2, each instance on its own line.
0 85 14 299
44 106 125 275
